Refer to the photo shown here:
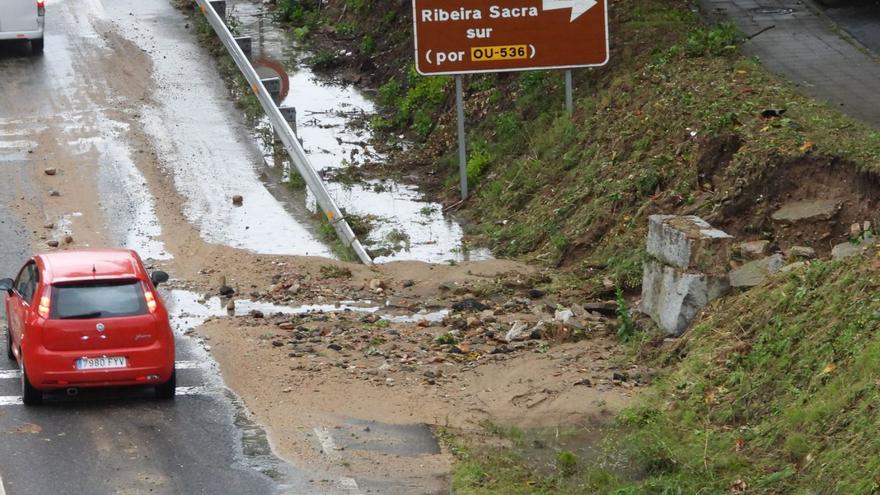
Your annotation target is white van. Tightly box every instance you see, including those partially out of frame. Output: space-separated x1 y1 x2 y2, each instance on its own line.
0 0 45 53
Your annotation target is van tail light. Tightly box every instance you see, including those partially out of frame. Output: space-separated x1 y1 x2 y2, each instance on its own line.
144 290 158 313
37 295 50 318
37 0 45 16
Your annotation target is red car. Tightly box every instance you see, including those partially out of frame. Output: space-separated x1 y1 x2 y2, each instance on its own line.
1 248 175 405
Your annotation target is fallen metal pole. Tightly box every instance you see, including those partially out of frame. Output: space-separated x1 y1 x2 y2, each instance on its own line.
195 0 372 265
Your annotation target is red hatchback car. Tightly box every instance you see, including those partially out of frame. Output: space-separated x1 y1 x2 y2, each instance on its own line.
1 248 175 405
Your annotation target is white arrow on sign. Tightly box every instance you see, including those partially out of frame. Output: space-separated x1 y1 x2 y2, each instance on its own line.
542 0 598 21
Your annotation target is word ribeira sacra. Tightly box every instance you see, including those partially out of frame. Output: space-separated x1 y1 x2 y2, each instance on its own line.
421 6 539 39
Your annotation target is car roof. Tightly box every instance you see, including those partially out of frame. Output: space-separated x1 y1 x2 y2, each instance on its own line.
35 248 146 284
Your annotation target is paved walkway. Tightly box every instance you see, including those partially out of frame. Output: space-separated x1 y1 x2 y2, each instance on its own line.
703 0 880 127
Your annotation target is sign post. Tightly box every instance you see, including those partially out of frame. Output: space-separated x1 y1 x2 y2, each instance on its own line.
412 0 609 198
455 75 468 199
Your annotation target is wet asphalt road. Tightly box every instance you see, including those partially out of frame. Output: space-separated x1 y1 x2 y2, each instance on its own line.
0 0 306 492
822 0 880 53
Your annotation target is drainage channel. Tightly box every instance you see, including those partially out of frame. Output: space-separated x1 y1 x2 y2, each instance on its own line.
224 0 493 264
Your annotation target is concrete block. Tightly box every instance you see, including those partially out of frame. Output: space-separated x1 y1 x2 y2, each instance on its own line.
640 259 730 335
261 77 281 96
234 36 252 58
646 215 733 275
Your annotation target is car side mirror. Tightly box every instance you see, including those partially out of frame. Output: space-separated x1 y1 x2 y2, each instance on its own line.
0 278 12 294
150 271 169 286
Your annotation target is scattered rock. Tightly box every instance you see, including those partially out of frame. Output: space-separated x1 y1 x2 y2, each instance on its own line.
729 254 785 287
402 280 415 288
226 300 236 313
736 240 770 260
780 261 808 273
250 310 264 319
44 167 57 176
573 378 592 387
232 194 244 206
831 235 875 260
452 298 489 312
368 279 387 291
63 234 74 244
43 223 54 229
582 301 618 316
271 340 284 347
504 320 530 342
526 289 545 299
46 240 59 248
771 199 840 224
554 308 574 323
219 285 235 297
327 343 343 351
786 246 815 260
48 189 60 197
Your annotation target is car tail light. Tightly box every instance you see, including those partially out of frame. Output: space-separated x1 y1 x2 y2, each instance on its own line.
37 0 45 16
37 295 50 318
144 290 158 313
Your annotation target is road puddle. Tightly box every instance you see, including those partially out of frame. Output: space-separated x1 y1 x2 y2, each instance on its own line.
227 0 492 263
164 289 447 328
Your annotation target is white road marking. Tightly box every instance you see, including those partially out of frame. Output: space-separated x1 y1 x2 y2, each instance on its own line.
0 140 36 149
315 427 363 494
0 370 19 380
313 426 340 459
0 397 22 406
0 361 203 380
0 471 7 495
174 360 204 370
175 386 212 396
339 477 362 494
0 384 214 406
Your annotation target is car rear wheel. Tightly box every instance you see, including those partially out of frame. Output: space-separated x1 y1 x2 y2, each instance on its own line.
31 38 44 53
155 369 176 400
5 327 13 361
21 363 43 406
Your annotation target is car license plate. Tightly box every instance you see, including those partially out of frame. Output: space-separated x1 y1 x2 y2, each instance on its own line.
76 356 127 370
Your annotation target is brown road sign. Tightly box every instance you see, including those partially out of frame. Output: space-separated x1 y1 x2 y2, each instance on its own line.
412 0 609 75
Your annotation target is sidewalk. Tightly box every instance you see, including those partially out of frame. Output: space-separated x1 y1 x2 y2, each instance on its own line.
702 0 880 127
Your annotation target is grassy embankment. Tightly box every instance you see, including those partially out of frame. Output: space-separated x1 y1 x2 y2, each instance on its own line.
274 0 880 492
278 0 880 293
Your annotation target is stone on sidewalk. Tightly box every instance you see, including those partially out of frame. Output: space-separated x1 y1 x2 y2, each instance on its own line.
646 215 733 275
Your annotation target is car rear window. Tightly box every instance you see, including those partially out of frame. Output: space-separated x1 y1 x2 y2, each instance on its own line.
51 280 147 319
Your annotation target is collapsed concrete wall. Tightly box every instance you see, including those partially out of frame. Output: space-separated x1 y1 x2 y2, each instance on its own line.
640 215 732 335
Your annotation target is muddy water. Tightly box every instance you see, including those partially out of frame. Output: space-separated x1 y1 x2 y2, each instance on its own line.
227 1 492 263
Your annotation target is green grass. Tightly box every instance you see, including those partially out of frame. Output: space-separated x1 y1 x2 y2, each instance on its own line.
590 255 880 493
449 254 880 493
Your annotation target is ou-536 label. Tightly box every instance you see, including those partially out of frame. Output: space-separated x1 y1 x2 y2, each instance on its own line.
471 44 531 62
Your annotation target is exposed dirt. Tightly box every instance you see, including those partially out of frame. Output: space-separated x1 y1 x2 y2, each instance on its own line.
193 260 650 485
710 156 880 256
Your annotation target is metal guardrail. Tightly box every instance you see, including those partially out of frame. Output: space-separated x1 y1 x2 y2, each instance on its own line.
195 0 373 265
